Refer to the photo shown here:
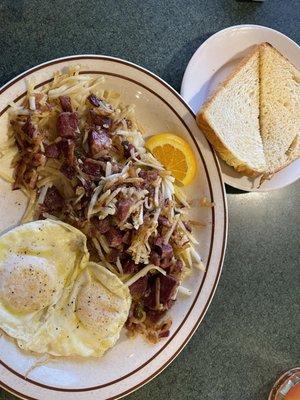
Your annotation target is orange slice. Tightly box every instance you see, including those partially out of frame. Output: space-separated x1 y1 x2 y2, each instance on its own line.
145 133 197 185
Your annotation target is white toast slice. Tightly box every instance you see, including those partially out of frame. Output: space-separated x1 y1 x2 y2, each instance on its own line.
259 42 300 174
197 46 267 176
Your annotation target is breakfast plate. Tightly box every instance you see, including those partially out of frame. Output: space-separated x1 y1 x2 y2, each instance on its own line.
181 24 300 192
0 56 227 400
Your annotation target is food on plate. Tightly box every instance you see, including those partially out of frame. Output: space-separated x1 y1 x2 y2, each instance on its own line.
197 42 300 177
145 132 197 185
0 219 131 357
24 261 131 357
259 43 300 173
0 66 204 344
197 46 265 175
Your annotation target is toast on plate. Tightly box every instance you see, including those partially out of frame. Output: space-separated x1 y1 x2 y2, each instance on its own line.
259 43 300 174
197 42 300 176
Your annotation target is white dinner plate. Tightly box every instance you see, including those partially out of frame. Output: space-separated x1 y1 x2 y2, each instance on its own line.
181 24 300 192
0 56 227 400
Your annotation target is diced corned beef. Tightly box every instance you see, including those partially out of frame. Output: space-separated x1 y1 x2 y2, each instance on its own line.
106 227 123 247
45 143 61 158
74 146 86 160
116 199 132 222
159 275 178 308
161 243 173 259
60 163 76 180
59 138 75 165
88 94 103 107
88 94 113 112
158 216 171 227
91 217 110 234
147 309 167 323
122 140 136 158
153 236 173 259
82 158 103 178
79 177 93 195
170 259 183 276
122 230 132 245
122 259 137 274
57 112 78 139
88 129 111 156
153 236 163 248
31 153 46 167
129 276 148 300
43 187 64 212
159 257 172 270
98 155 112 162
139 170 159 183
106 248 121 263
88 225 97 238
158 330 170 338
89 110 113 130
149 250 161 266
143 278 157 309
22 117 39 139
59 96 72 112
139 170 158 182
102 117 113 130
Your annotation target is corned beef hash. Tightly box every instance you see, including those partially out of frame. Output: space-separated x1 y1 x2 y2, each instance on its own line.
0 67 207 344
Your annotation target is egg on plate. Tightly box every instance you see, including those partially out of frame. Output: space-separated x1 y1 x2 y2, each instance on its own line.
0 219 131 357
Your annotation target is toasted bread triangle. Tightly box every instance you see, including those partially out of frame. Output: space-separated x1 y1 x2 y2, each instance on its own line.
197 46 266 176
259 42 300 174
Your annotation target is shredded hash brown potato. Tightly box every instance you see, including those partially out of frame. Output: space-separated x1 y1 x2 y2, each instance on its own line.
2 67 207 343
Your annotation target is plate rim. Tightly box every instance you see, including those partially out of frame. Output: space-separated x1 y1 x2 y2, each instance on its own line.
181 24 300 192
0 54 228 400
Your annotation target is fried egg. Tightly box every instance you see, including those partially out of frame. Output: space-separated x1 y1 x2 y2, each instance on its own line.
0 220 131 357
25 262 131 357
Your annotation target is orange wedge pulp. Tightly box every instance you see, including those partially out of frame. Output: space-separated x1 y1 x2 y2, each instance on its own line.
145 133 197 186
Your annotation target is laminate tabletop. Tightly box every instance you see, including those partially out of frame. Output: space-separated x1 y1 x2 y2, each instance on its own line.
0 1 299 399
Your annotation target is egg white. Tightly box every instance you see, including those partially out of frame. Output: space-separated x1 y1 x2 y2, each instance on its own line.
0 220 131 357
20 262 131 357
0 219 88 343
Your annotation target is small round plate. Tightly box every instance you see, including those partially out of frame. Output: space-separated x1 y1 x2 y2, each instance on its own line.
181 24 300 192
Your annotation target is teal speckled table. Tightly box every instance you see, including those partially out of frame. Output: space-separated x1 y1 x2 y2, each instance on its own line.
0 1 299 399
